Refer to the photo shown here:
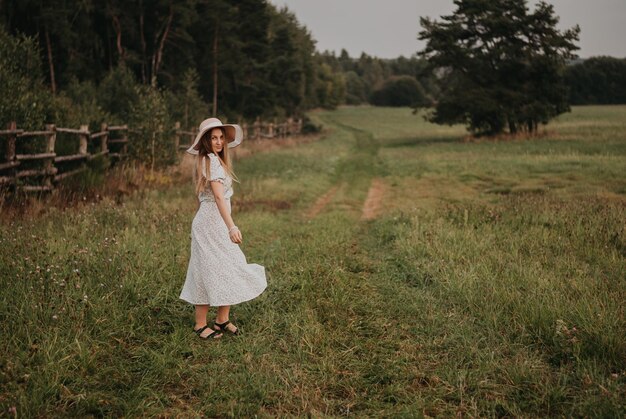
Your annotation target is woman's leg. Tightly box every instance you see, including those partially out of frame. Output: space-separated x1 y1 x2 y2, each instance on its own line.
195 304 210 329
216 306 238 334
195 305 221 338
216 305 230 324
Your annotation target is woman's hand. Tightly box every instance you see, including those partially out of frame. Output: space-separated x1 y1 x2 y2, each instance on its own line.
229 226 242 244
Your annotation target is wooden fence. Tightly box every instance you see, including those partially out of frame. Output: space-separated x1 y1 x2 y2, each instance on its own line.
0 122 128 192
173 117 303 151
1 118 303 192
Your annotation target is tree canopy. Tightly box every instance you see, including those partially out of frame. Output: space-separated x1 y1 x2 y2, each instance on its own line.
418 0 580 135
565 57 626 105
0 0 347 121
4 0 620 137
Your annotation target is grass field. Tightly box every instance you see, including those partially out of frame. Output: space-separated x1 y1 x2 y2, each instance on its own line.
1 105 625 416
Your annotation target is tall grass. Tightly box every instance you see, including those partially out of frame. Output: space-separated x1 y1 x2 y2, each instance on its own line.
1 105 624 416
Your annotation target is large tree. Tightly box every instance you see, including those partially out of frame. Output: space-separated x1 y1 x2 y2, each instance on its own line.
419 0 579 135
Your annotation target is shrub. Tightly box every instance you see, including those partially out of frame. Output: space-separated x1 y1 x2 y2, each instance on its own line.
97 65 140 123
130 85 176 169
55 78 110 131
301 115 322 134
370 76 430 107
0 27 54 129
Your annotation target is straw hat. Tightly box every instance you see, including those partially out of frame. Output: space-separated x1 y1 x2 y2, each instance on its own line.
186 118 243 155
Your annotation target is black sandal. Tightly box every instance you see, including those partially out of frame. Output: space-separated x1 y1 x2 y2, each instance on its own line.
193 325 222 339
214 321 239 336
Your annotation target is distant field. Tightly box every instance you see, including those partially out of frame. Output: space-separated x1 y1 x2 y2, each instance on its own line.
1 105 624 416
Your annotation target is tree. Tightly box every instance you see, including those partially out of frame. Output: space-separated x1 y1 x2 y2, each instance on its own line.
165 68 208 129
315 62 346 109
565 57 626 105
0 28 54 129
0 0 328 121
344 71 367 104
418 0 579 135
370 76 430 107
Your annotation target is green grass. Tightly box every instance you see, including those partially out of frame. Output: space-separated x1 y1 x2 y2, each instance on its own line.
1 105 625 416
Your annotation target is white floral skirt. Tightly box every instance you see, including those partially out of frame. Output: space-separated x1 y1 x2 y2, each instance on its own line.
180 200 267 306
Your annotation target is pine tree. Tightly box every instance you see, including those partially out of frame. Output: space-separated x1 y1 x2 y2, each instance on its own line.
419 0 579 135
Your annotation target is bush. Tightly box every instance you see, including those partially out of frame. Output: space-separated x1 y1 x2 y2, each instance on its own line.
55 78 110 131
130 85 176 169
301 115 322 134
97 65 140 123
370 76 430 107
0 27 54 129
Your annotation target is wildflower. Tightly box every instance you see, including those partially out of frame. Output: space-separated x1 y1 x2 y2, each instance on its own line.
52 315 58 320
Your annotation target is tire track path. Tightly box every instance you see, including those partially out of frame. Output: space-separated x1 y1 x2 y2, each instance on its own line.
361 178 386 220
306 185 340 219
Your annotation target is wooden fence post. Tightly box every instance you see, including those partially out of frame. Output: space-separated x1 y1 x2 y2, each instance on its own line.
296 118 302 135
79 125 89 155
0 121 18 187
254 117 261 140
5 121 16 162
242 122 248 139
174 121 181 152
100 123 108 153
44 124 56 189
121 127 128 156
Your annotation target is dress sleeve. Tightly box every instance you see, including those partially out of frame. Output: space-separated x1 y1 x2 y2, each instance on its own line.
208 153 226 183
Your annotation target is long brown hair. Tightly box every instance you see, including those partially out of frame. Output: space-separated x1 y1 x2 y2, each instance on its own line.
194 127 237 194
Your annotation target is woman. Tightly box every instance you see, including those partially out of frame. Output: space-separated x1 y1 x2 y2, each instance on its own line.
180 118 267 339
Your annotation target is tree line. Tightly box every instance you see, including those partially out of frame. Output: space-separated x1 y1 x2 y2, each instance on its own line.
1 0 325 123
1 0 624 144
0 1 437 131
565 57 626 105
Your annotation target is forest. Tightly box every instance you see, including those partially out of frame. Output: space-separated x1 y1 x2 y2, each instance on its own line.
0 0 624 137
0 0 437 132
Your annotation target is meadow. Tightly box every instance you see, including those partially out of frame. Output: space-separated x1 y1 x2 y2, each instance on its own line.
1 105 624 416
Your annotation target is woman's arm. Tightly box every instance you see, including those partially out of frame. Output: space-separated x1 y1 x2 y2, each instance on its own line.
209 180 242 244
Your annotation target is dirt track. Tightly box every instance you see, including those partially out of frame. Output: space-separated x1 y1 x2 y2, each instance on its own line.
361 178 385 221
306 185 340 219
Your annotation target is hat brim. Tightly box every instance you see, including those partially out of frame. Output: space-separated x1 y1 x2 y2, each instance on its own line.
186 123 243 155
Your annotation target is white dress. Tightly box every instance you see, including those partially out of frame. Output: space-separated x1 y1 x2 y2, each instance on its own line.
180 153 267 306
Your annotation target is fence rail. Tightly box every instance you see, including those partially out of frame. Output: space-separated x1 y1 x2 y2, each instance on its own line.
1 118 303 193
0 121 126 192
174 117 302 151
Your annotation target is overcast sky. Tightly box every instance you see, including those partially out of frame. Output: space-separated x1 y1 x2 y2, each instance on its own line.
268 0 626 59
